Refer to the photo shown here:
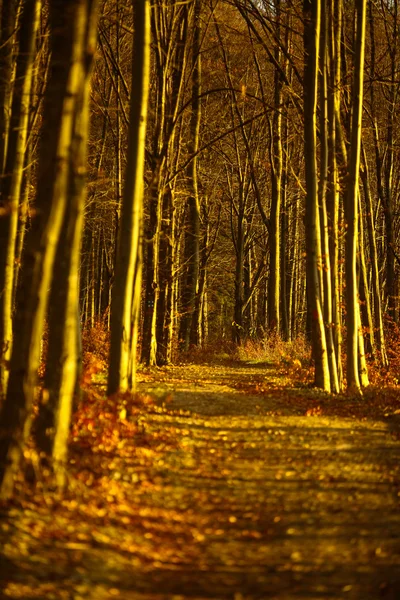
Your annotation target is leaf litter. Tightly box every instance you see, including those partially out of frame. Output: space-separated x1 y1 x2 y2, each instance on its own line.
1 359 400 599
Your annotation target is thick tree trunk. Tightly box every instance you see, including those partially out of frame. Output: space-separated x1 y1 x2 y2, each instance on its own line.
0 0 92 500
35 0 99 488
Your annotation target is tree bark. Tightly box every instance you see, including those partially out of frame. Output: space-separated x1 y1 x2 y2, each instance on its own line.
35 0 99 488
303 0 331 391
180 0 201 352
344 0 367 394
0 0 92 500
108 0 150 394
0 0 40 398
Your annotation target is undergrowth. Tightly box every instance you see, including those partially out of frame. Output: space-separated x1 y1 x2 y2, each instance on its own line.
179 335 311 370
81 321 110 376
79 320 400 393
234 334 311 367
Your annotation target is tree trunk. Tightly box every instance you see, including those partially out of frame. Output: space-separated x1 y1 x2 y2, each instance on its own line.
0 0 40 397
0 0 93 500
303 0 331 391
327 0 343 389
107 0 150 395
0 0 17 175
360 145 388 366
267 0 282 335
180 0 201 352
319 0 339 392
34 0 99 488
344 0 367 394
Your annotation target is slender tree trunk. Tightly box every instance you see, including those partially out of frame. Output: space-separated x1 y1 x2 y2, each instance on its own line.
344 0 367 394
367 1 396 325
142 1 188 365
383 1 397 321
180 0 201 351
0 0 40 397
327 0 343 389
267 0 282 335
360 145 388 366
289 193 300 341
319 0 339 392
0 0 18 175
156 186 173 364
303 0 331 391
233 209 245 344
141 185 161 365
358 194 375 359
107 0 150 394
280 116 289 342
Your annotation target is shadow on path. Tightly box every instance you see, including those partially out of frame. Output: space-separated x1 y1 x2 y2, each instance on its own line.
1 361 400 599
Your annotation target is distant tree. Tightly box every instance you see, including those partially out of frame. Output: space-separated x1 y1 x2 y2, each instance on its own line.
141 0 190 365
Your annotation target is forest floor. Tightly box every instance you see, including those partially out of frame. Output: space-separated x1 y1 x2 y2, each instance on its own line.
1 357 400 599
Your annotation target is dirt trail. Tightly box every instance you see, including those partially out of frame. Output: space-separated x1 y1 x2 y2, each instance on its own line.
1 361 400 599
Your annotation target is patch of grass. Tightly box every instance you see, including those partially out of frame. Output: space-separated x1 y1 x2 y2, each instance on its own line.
178 336 312 371
234 335 311 369
178 340 238 365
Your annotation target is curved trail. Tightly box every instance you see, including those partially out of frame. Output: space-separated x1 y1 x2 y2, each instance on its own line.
1 361 400 599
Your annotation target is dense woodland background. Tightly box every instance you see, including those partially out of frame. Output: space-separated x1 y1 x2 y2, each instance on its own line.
0 0 400 497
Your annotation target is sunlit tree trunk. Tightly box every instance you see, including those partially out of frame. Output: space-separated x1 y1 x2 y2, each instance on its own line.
289 193 300 340
142 1 188 365
0 0 40 398
0 0 17 176
267 0 282 335
303 0 330 391
327 0 343 389
319 0 339 392
35 0 99 488
344 0 368 394
0 0 92 500
108 0 150 394
280 114 289 341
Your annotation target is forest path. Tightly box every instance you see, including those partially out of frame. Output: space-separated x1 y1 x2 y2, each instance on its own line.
1 360 400 599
